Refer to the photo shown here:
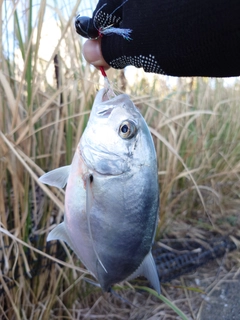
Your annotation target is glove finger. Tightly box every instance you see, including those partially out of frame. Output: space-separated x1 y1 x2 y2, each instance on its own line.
75 15 99 39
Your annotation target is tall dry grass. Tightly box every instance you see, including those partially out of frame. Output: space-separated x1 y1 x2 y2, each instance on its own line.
0 0 240 319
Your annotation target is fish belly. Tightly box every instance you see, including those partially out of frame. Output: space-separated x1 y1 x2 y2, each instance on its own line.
89 165 159 290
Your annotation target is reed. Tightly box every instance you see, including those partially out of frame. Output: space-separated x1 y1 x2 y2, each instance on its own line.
0 1 240 319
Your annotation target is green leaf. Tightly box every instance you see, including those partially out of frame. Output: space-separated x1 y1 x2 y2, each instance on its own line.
135 286 189 320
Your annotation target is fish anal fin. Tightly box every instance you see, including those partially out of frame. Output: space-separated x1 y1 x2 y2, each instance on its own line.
47 222 74 249
39 165 71 188
127 252 161 295
83 277 101 288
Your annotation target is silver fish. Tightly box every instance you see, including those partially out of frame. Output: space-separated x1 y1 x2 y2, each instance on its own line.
39 88 160 294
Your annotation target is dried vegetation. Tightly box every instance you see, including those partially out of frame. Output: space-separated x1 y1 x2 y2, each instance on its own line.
0 1 240 319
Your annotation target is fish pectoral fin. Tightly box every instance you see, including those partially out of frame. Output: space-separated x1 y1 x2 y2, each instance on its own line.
86 174 107 274
47 222 74 249
127 251 161 295
39 165 71 188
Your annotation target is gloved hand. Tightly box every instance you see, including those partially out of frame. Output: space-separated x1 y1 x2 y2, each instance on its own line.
75 0 126 70
75 0 240 77
75 0 130 71
76 0 167 74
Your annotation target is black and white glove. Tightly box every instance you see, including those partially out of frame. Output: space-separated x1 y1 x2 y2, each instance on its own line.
75 0 240 77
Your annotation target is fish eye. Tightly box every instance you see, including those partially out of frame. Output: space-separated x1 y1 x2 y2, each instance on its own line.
119 120 137 139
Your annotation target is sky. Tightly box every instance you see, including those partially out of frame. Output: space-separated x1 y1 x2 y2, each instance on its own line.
2 0 95 59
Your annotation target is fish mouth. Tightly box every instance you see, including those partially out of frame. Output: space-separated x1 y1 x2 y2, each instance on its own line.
93 89 134 119
93 88 117 118
94 88 114 106
102 83 116 102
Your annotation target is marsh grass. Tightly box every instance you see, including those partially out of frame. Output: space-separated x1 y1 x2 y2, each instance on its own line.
1 1 240 319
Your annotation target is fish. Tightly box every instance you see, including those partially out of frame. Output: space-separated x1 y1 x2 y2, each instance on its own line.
39 88 160 294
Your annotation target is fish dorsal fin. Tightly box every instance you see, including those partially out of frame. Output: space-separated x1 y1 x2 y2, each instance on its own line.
47 222 74 249
39 165 71 188
86 174 108 274
127 252 161 295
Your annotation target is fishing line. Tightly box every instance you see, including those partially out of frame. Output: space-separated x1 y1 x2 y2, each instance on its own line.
99 67 116 100
111 0 129 16
93 0 132 39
